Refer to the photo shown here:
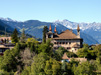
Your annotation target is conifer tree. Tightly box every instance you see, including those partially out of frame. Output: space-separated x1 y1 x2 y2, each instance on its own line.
42 26 48 43
20 28 26 43
11 28 19 44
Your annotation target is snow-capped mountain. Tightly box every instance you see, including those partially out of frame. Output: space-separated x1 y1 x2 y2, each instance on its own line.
0 17 18 22
53 19 101 31
53 19 101 43
0 17 101 44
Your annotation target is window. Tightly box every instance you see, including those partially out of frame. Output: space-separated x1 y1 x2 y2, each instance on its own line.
60 42 61 44
0 49 2 52
63 42 65 44
66 42 68 44
67 47 71 49
69 42 71 44
54 42 56 44
48 34 51 38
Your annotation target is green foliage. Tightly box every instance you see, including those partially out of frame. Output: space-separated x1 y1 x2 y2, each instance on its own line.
77 46 89 58
0 56 3 70
66 51 77 58
30 52 49 75
0 39 100 75
94 45 101 57
42 26 48 43
19 43 27 50
77 44 97 59
21 66 31 75
26 38 38 53
30 43 35 52
26 38 38 46
96 52 101 71
0 70 10 75
74 61 97 75
20 28 26 43
38 39 53 55
70 58 79 66
83 43 89 47
11 28 19 44
54 47 66 61
96 59 101 72
2 50 18 71
69 59 80 75
45 58 61 75
0 43 21 73
61 60 68 75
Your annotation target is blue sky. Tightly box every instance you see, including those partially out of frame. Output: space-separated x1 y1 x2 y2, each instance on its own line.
0 0 101 22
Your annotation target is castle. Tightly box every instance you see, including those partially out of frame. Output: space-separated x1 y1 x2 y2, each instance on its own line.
46 25 83 53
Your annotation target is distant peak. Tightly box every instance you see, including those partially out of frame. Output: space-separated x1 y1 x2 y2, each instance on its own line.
0 17 18 22
63 19 69 21
54 19 70 23
54 19 60 22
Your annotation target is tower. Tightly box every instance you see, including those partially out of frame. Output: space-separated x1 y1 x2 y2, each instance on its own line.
49 25 52 31
77 25 80 38
54 26 57 34
46 25 53 39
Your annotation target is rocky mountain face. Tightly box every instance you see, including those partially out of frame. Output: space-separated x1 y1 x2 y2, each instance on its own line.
54 19 101 31
0 17 99 45
54 19 101 43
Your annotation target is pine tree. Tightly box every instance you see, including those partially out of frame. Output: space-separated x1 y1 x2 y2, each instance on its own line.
42 26 48 43
11 28 19 44
20 28 26 43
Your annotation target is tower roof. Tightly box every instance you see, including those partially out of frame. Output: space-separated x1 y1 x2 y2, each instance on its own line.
54 26 57 32
77 25 80 31
49 25 52 31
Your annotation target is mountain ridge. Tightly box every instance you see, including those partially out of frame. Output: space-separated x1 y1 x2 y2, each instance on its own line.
0 17 100 45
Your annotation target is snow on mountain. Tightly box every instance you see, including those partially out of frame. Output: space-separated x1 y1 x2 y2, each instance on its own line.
53 19 101 43
0 17 18 22
0 17 101 43
53 19 101 31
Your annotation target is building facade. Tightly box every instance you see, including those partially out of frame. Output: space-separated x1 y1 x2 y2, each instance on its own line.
46 25 83 53
0 37 11 44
